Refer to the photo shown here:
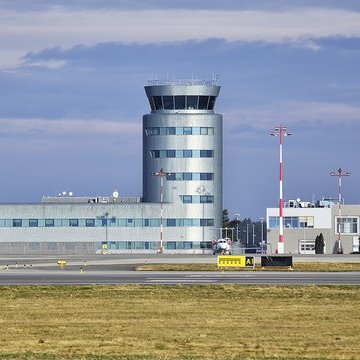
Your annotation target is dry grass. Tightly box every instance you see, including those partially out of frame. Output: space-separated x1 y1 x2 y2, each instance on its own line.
136 262 360 272
0 285 359 360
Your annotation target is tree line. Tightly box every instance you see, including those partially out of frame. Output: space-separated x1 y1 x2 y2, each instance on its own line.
222 209 267 247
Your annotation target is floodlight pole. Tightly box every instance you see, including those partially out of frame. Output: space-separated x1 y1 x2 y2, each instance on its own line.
330 168 351 254
152 168 169 254
271 124 291 254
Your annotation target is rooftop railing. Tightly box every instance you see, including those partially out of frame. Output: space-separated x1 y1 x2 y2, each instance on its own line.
147 77 219 86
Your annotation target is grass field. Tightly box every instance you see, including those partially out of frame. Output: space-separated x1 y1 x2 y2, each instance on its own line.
0 285 359 360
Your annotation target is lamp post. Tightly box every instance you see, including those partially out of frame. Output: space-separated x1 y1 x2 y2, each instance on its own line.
260 217 264 253
103 212 109 254
152 168 169 253
246 222 249 248
235 213 241 243
196 186 208 250
330 168 351 254
252 223 256 246
271 123 291 254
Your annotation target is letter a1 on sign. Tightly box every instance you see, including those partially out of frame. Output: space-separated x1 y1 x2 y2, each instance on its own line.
245 256 255 267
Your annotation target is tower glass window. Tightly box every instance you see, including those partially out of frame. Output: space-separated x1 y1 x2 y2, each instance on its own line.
163 96 174 109
153 96 163 110
175 96 185 109
208 96 216 110
198 96 209 109
187 96 198 109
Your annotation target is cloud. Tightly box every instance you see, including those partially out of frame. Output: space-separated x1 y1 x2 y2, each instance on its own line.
224 101 360 134
0 118 141 138
1 7 360 67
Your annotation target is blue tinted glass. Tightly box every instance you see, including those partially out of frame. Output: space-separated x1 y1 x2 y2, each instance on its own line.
167 219 176 226
206 219 214 226
167 150 176 158
86 219 95 227
29 219 38 227
182 195 192 203
184 219 192 226
183 150 192 158
183 173 192 180
69 219 78 227
183 127 192 135
192 127 200 135
13 219 22 227
200 127 208 135
269 217 278 228
45 219 54 227
166 241 176 250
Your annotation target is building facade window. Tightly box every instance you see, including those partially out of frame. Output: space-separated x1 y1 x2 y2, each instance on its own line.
2 218 215 228
86 219 95 227
269 216 314 229
148 95 217 111
145 126 214 136
150 150 214 158
45 219 54 227
336 217 359 234
13 219 22 227
180 195 214 204
29 219 38 227
69 219 79 227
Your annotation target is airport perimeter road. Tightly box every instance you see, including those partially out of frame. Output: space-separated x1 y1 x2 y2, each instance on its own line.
1 268 360 285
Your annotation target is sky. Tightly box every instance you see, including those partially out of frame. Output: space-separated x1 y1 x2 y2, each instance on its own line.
0 0 360 220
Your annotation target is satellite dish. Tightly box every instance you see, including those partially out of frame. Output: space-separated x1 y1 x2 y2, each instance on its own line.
112 190 119 198
69 192 73 196
296 198 301 203
62 191 67 196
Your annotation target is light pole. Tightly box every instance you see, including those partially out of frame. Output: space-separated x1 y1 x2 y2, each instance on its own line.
152 168 169 253
103 212 109 254
196 186 208 249
235 214 240 243
246 222 249 248
330 168 351 254
271 123 291 254
260 217 264 253
252 223 256 246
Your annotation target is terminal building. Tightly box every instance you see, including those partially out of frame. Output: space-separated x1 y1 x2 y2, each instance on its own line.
0 79 223 255
266 198 360 254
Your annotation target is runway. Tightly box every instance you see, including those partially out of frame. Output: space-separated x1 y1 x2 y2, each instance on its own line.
1 268 360 285
0 254 359 285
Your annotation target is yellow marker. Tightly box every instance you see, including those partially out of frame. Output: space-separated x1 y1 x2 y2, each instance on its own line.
57 260 67 269
217 256 255 268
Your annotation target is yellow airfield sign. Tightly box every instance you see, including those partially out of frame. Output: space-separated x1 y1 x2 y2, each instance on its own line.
217 255 255 268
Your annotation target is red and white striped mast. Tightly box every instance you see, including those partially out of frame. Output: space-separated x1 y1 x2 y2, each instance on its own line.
271 124 291 254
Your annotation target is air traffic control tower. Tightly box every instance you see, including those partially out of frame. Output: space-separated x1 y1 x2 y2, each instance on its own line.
143 79 223 239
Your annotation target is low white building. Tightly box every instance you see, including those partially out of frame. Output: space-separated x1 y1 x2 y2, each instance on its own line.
266 199 360 254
